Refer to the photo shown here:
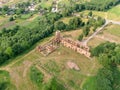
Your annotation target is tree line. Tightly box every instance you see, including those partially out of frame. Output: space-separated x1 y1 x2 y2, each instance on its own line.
91 42 120 90
0 13 62 65
59 0 120 17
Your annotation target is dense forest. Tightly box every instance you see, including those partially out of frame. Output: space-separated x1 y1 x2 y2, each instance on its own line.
91 42 120 90
0 13 62 65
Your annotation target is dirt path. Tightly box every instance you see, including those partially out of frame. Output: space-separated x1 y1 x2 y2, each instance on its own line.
82 20 110 45
23 61 33 78
0 49 35 71
83 19 120 45
0 50 36 89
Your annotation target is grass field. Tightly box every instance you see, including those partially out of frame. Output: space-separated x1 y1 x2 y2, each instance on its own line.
0 30 100 90
104 24 120 37
82 76 96 90
59 16 74 24
88 37 106 48
1 0 28 6
88 23 120 49
40 0 54 9
108 5 120 16
80 5 120 21
95 24 120 44
62 29 83 40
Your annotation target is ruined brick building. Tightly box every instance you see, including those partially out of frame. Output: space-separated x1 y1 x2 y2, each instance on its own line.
37 31 91 58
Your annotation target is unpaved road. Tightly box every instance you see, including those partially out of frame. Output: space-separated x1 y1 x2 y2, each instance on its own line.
82 19 120 45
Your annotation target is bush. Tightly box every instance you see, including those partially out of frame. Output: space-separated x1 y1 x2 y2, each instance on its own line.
9 17 14 21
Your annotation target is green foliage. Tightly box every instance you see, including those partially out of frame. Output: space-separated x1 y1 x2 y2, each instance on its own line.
30 66 66 90
83 26 90 36
43 77 66 90
9 17 14 21
54 21 66 30
112 68 120 90
0 70 16 90
91 42 120 67
91 42 120 90
88 11 93 17
78 34 83 41
0 13 61 65
68 17 82 29
96 68 113 90
82 76 97 90
83 0 120 11
4 47 14 58
30 66 44 87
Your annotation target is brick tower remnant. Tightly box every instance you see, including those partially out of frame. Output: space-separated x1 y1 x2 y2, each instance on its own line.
37 30 91 58
54 30 61 43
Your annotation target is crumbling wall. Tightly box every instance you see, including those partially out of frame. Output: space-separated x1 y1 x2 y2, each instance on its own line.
37 31 91 58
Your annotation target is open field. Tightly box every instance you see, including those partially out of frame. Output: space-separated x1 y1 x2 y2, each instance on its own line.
87 23 120 48
0 0 28 6
0 30 100 90
80 5 120 21
0 14 40 30
88 37 106 48
96 24 120 44
62 29 83 40
60 16 74 24
59 0 91 6
103 24 120 37
40 0 54 9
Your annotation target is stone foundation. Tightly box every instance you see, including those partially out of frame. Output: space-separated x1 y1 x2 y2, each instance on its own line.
37 31 91 58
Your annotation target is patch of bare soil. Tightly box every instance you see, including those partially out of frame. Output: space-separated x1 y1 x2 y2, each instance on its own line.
23 61 32 77
67 61 80 71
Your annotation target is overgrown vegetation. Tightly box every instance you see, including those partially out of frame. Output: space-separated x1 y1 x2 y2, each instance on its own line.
30 65 66 90
0 70 16 90
90 42 120 90
44 60 61 75
30 66 44 88
55 17 84 31
43 77 66 90
78 12 105 41
0 13 62 65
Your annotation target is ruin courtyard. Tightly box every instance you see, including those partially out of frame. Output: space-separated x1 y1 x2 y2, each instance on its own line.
37 31 91 58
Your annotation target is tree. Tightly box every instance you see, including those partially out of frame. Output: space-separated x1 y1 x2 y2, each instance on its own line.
83 26 90 36
4 47 14 58
2 5 9 14
69 17 82 29
54 21 66 30
9 17 14 21
78 34 83 41
96 68 113 90
88 11 92 17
